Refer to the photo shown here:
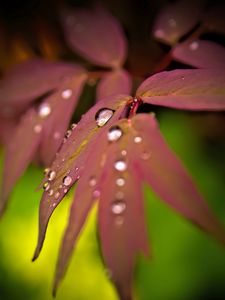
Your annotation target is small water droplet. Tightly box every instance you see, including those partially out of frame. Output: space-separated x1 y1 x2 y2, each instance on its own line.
44 168 50 175
34 124 42 133
114 160 127 172
89 176 97 187
65 130 72 138
93 189 101 198
64 189 68 193
54 191 60 199
121 150 127 156
53 131 60 139
115 216 124 226
38 103 51 118
168 18 176 27
71 123 77 130
75 167 79 172
52 202 56 207
43 181 50 191
48 189 53 196
62 89 72 99
95 108 114 127
116 178 125 187
134 136 142 143
47 170 56 181
63 176 72 186
189 41 199 51
141 151 151 160
111 200 126 215
107 126 123 142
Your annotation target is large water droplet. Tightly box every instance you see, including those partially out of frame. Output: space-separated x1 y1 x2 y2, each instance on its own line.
107 126 123 142
63 175 72 186
62 89 72 99
95 108 114 127
47 170 56 181
114 160 127 172
116 178 125 187
111 200 126 215
38 103 51 118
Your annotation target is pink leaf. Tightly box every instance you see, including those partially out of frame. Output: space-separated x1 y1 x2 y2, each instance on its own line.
61 7 127 68
131 113 225 246
33 95 130 260
0 59 79 117
153 0 204 45
96 69 132 100
136 69 225 111
0 108 42 215
0 71 87 216
172 40 225 68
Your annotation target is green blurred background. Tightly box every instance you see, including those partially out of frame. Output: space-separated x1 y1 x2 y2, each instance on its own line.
1 110 225 300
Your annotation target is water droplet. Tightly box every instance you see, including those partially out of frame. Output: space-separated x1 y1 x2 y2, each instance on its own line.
64 189 68 193
189 41 199 51
114 160 127 172
134 136 142 143
44 168 50 175
75 167 79 172
47 170 56 181
121 150 127 156
89 176 97 187
141 151 151 160
38 103 51 118
115 216 124 226
111 200 126 215
107 126 123 142
43 181 50 191
95 108 114 127
63 176 72 186
54 191 60 199
65 130 72 138
116 178 125 187
48 189 53 196
53 131 60 139
168 18 176 27
93 189 101 198
62 89 72 99
34 124 42 133
52 202 56 207
71 123 77 130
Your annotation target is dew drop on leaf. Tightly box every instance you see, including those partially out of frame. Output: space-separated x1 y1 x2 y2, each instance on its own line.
114 160 127 172
47 170 56 181
71 123 77 130
134 136 142 143
61 89 72 99
63 176 72 186
121 150 127 156
48 189 53 196
38 103 51 118
111 200 126 215
95 108 114 127
54 191 60 199
116 178 125 187
89 176 97 187
65 130 72 138
189 41 199 51
107 126 123 142
34 124 42 133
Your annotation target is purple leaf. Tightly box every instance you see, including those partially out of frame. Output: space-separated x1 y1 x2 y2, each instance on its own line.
202 4 225 35
131 113 225 246
61 7 127 68
96 69 132 100
153 0 204 45
136 69 225 111
0 71 87 216
33 95 130 261
0 108 42 215
0 59 79 117
172 40 225 68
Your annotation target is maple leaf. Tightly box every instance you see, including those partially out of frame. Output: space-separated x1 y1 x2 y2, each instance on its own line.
30 69 225 300
0 61 87 215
